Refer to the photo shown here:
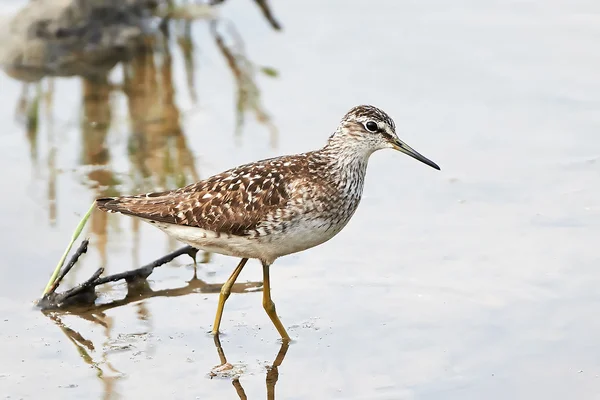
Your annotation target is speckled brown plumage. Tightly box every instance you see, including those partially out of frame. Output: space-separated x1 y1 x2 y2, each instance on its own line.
98 154 320 237
97 105 440 264
96 104 440 340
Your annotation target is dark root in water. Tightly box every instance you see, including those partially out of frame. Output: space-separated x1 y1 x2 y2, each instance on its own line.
37 240 198 310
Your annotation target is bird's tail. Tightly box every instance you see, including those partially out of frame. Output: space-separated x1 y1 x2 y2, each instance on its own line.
95 194 179 225
96 197 119 212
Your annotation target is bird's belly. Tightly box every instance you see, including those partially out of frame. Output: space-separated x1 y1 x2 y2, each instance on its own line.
148 221 266 260
263 217 345 259
146 216 344 263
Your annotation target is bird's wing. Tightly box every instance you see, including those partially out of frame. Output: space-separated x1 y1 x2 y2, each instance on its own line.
96 157 308 237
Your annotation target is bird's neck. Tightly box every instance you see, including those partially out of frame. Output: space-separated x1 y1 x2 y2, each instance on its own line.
316 139 370 192
321 135 372 169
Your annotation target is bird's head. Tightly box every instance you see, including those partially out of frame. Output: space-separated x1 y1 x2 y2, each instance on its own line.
331 105 440 170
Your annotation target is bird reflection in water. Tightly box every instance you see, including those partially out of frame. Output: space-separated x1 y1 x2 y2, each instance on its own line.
211 334 290 400
44 265 265 399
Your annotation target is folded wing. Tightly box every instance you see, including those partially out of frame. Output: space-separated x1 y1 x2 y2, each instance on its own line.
97 160 297 237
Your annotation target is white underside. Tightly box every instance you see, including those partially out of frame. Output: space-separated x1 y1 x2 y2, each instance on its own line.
145 218 340 264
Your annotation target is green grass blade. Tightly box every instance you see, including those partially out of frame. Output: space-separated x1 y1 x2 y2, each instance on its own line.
42 201 96 297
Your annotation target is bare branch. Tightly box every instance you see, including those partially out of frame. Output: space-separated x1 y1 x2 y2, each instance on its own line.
37 242 198 310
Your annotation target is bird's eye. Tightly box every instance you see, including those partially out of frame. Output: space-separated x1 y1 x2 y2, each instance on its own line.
365 121 378 132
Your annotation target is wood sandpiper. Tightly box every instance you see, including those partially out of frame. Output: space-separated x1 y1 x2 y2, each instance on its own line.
97 105 440 341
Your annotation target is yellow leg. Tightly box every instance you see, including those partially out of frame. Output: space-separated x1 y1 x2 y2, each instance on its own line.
262 262 291 341
212 258 248 335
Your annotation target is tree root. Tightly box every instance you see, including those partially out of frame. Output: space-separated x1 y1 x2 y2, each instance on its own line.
37 240 198 310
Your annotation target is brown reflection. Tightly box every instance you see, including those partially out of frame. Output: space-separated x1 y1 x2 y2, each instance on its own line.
81 76 117 267
212 334 289 400
210 20 279 147
174 20 198 104
17 83 39 166
77 32 202 262
14 10 281 236
9 2 282 290
62 264 263 314
43 79 56 224
46 312 123 400
16 80 59 224
122 34 202 257
123 36 200 193
44 267 263 399
211 0 282 31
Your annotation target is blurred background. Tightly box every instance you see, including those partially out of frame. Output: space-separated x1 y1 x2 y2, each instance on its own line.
0 0 599 399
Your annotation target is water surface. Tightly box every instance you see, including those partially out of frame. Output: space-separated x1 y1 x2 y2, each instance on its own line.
1 1 600 399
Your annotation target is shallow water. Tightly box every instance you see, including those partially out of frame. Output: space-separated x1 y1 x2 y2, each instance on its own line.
1 0 600 399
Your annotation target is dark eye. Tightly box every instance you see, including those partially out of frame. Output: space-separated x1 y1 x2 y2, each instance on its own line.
365 121 378 132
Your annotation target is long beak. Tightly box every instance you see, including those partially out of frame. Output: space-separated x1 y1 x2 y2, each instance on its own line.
391 138 440 170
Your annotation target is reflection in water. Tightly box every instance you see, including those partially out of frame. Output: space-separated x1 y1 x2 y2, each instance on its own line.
46 79 58 226
78 32 202 263
123 36 199 193
16 80 61 224
174 19 199 104
81 75 117 266
1 0 283 254
47 313 124 400
44 266 265 399
212 334 289 400
66 264 263 314
11 8 281 244
0 0 160 82
211 0 282 31
211 19 278 147
17 83 40 167
4 1 286 397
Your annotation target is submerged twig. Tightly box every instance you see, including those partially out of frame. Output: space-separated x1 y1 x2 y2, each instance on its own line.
37 244 198 310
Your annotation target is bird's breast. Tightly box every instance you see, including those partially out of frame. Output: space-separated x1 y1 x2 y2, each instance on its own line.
261 188 363 258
